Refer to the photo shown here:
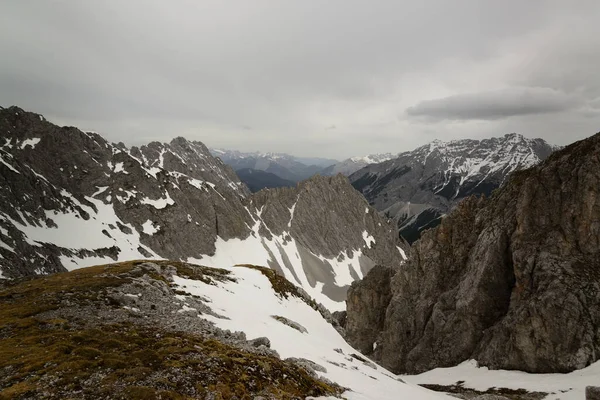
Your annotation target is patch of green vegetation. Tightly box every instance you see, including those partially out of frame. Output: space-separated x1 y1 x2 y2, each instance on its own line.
0 260 342 399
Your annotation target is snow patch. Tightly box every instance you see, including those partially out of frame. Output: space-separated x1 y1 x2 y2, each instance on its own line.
92 186 109 197
397 246 407 260
362 231 375 249
4 193 160 271
20 138 41 149
405 359 600 400
0 152 19 173
142 220 159 235
140 191 174 209
113 162 128 174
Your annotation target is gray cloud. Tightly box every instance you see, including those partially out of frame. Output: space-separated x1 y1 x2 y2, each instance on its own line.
406 87 580 121
1 1 599 158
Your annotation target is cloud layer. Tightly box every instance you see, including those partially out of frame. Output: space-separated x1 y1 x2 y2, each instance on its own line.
1 1 599 158
406 87 580 120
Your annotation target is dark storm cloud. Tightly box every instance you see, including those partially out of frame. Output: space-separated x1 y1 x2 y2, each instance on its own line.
406 88 580 121
1 1 599 157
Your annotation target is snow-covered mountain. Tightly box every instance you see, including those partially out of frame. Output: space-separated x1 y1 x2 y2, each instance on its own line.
322 153 396 176
210 148 335 183
349 133 557 243
0 106 404 311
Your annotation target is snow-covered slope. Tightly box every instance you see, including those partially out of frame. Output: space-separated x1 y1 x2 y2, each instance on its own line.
322 153 396 176
350 133 557 243
0 106 404 312
173 264 448 400
406 359 600 400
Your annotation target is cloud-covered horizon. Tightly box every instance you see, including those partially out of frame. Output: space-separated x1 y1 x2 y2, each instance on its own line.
1 1 599 158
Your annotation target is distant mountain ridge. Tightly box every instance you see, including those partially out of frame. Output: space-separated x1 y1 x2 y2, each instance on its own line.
349 133 558 243
322 153 396 176
235 168 296 192
210 148 337 184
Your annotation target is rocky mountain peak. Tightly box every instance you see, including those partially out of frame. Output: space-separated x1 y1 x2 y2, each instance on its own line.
346 131 600 374
350 133 557 243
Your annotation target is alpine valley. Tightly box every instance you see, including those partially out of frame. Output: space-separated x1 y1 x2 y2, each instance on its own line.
1 106 600 400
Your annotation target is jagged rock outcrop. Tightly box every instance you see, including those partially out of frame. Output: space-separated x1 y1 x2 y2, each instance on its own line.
345 265 395 355
0 106 405 310
346 132 600 374
349 134 557 243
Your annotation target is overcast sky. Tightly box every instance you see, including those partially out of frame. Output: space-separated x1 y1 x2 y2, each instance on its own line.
1 1 599 159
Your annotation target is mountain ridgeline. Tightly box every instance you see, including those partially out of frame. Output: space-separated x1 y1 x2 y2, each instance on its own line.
210 148 334 183
348 134 557 243
345 132 600 374
234 168 296 193
0 106 405 311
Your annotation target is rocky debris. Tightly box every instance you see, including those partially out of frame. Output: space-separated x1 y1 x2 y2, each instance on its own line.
346 132 600 374
588 387 600 400
420 383 546 400
271 315 308 333
286 357 328 374
349 133 557 243
249 337 271 348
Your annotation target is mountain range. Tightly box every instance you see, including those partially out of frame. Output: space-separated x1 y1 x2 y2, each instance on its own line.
0 106 404 311
234 168 296 193
322 153 397 176
2 106 600 399
349 133 558 243
214 136 558 245
210 148 336 183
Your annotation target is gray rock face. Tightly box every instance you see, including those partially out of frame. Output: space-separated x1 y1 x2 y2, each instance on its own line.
587 387 600 400
346 132 600 374
0 106 405 310
349 134 557 243
345 265 395 357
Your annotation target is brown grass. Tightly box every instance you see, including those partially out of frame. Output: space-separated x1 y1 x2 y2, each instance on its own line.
0 260 342 399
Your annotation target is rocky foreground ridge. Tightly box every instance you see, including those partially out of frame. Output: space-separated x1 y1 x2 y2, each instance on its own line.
346 132 600 374
0 106 405 310
0 260 344 399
